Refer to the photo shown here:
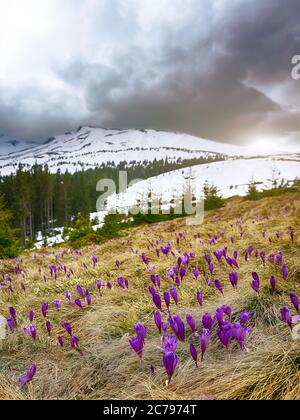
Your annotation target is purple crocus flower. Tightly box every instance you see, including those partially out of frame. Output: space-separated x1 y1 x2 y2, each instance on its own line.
215 307 224 326
214 279 224 295
53 299 62 310
148 285 156 297
71 335 79 349
91 254 98 268
19 364 36 385
7 317 16 332
85 289 92 306
41 303 48 318
162 335 177 353
205 253 211 264
251 272 260 293
280 307 292 330
276 251 283 266
9 307 16 320
231 323 251 350
46 320 52 336
76 284 85 298
240 311 251 325
164 291 171 309
217 322 232 350
153 293 162 311
169 315 185 341
163 351 178 384
29 309 34 322
24 324 37 340
282 264 288 281
75 298 83 310
62 322 72 335
179 267 186 280
197 290 203 307
270 276 276 294
222 305 232 317
96 279 102 293
192 268 199 280
170 288 178 305
229 272 238 289
118 276 127 289
186 314 196 333
290 293 299 313
202 313 214 330
58 336 64 347
154 311 162 334
208 263 214 275
129 335 144 359
134 322 147 340
200 328 211 361
65 292 72 302
190 344 198 367
260 251 266 264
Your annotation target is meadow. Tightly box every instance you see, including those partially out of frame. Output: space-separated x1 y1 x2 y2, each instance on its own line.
0 192 299 400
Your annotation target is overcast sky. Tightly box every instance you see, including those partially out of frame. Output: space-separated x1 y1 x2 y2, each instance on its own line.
0 0 299 148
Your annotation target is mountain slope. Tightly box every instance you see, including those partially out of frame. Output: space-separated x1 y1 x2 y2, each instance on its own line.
1 127 297 175
0 134 36 156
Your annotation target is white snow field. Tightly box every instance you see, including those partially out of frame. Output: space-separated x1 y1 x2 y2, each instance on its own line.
91 157 300 217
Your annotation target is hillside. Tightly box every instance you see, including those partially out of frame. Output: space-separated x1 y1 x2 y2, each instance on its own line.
1 127 299 175
0 191 300 400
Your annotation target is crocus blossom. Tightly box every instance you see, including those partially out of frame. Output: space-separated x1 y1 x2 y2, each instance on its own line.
129 335 144 359
202 313 214 330
19 364 36 385
214 279 224 295
134 322 147 340
290 293 299 313
170 288 178 305
282 264 288 281
190 344 198 367
270 276 276 294
217 322 232 350
152 293 162 311
24 324 37 340
163 350 178 383
197 290 203 307
154 311 162 334
281 307 292 330
41 303 48 318
229 272 238 289
186 314 196 333
200 329 211 361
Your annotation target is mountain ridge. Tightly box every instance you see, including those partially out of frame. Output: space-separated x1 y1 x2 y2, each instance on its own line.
0 127 298 176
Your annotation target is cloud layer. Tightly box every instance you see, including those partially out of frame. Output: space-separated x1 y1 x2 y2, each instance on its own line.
0 0 299 146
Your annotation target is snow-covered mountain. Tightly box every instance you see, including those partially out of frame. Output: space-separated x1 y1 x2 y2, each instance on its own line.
0 134 36 156
1 126 298 175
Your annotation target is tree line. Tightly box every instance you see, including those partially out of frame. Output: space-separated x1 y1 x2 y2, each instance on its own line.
0 155 223 244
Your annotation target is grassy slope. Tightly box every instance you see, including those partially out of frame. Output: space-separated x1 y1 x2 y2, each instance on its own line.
0 192 300 400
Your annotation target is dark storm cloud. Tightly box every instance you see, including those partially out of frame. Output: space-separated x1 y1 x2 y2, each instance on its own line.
0 0 299 146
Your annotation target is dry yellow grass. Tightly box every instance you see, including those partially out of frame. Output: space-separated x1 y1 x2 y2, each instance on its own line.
0 192 300 400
